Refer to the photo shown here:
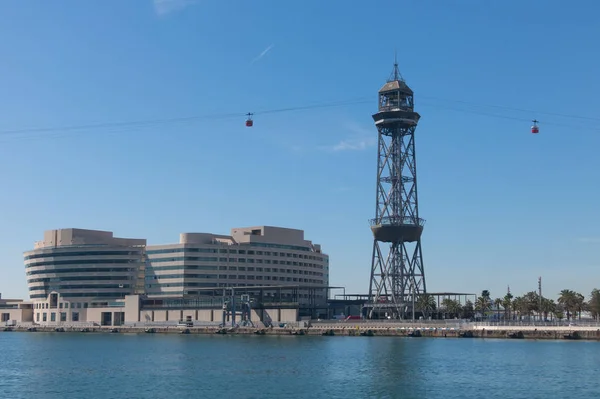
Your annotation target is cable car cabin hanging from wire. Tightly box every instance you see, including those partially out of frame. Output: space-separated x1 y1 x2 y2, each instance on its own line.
531 119 539 134
245 113 254 127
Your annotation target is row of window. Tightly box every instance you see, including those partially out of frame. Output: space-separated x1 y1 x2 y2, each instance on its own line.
148 275 324 284
145 285 328 296
25 258 140 268
149 265 218 271
26 267 136 276
146 283 219 289
147 243 313 255
24 250 140 261
28 276 124 283
149 257 325 269
145 290 327 298
147 268 325 277
29 284 131 292
36 312 79 322
35 302 88 309
30 292 127 299
147 274 217 280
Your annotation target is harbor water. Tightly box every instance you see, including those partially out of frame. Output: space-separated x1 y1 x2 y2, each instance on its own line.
0 332 599 398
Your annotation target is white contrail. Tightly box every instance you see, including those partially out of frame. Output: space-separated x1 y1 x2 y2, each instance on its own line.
154 0 197 16
251 44 274 64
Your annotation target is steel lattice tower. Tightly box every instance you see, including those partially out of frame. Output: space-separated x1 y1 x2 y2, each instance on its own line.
366 61 426 319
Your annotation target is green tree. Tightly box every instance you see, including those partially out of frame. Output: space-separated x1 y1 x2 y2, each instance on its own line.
540 298 556 321
441 298 461 318
494 298 503 321
416 294 436 318
558 289 583 321
475 296 491 320
503 292 513 320
462 300 475 319
512 296 526 320
589 289 600 321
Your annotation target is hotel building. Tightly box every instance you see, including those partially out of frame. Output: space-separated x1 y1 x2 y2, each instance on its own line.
24 229 146 325
145 226 329 304
22 226 329 325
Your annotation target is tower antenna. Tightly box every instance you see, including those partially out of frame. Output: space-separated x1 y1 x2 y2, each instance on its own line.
388 52 404 82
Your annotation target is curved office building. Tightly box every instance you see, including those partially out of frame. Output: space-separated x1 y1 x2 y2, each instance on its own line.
145 226 329 303
24 228 146 324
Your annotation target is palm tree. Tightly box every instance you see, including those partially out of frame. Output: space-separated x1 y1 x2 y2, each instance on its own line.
558 289 578 320
540 298 556 321
503 292 513 320
416 294 436 318
512 296 526 320
441 298 458 318
462 300 474 319
574 293 586 320
475 296 491 320
493 298 503 321
523 291 540 319
589 289 600 321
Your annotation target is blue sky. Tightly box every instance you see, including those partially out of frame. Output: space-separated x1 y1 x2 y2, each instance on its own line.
0 0 599 301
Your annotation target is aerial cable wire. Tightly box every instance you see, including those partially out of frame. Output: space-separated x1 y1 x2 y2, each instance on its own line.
420 95 600 123
0 94 598 141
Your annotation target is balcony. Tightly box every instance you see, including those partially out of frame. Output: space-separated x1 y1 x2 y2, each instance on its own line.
369 216 425 243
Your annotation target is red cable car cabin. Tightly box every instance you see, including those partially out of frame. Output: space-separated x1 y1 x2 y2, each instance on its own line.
531 119 539 134
245 113 253 127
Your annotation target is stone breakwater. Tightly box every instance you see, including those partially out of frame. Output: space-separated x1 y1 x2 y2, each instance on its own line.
3 324 600 341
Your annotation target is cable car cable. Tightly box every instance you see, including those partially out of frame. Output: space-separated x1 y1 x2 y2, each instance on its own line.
0 94 598 140
419 95 600 123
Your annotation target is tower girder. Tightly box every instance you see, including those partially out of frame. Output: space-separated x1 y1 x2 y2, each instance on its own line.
366 61 427 320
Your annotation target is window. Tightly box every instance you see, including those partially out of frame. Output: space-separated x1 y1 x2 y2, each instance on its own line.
72 312 79 322
36 313 40 322
60 312 67 322
42 313 47 322
50 313 56 322
1 313 9 322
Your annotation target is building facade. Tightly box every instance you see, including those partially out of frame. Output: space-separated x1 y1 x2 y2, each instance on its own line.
1 295 33 326
22 226 329 325
23 228 146 325
145 226 329 304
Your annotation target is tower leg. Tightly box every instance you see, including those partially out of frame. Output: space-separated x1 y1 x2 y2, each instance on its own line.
368 238 426 319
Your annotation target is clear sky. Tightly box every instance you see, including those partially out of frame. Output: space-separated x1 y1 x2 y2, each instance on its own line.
0 0 599 302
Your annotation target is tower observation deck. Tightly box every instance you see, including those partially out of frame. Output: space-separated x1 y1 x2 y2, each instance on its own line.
365 61 427 319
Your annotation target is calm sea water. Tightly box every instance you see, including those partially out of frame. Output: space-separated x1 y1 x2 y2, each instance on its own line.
0 332 598 399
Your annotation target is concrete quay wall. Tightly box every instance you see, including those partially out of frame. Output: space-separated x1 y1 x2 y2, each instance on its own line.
3 323 600 341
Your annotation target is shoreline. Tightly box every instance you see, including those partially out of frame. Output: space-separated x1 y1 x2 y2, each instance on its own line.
3 324 600 341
